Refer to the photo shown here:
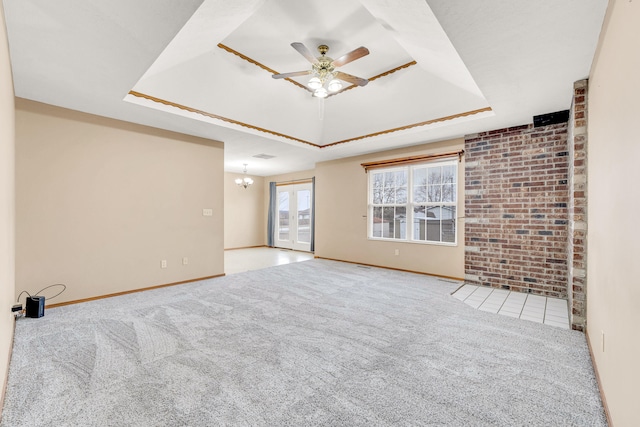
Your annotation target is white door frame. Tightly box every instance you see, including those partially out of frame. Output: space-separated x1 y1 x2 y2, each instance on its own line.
275 183 313 252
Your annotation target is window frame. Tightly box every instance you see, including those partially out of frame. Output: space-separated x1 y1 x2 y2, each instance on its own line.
367 159 458 246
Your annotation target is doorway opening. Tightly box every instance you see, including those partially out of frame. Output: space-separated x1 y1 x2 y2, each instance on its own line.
275 182 312 252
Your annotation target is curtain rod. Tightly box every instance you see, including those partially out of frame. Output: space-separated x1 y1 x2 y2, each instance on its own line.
275 178 313 186
360 150 464 172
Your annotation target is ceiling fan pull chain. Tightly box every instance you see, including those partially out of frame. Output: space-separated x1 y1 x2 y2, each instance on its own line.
318 97 325 121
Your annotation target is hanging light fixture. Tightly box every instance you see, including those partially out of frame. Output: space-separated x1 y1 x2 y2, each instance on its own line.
235 164 254 189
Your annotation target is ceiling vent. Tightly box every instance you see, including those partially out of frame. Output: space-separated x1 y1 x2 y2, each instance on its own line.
252 154 276 159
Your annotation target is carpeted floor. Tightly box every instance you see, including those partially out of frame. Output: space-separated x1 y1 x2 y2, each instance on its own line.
1 259 606 426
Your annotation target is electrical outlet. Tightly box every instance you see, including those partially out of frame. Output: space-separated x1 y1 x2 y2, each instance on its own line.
161 260 167 269
394 249 399 256
202 208 213 216
182 257 188 265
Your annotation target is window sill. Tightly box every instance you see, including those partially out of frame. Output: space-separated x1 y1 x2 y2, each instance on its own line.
367 237 458 247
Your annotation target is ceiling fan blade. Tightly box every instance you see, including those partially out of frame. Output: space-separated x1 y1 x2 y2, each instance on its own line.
272 71 310 79
291 42 318 64
336 71 369 87
332 46 370 68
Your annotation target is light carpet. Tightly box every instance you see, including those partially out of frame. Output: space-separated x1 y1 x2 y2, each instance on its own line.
1 259 606 426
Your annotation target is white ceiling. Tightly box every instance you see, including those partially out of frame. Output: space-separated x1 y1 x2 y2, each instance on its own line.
3 0 608 176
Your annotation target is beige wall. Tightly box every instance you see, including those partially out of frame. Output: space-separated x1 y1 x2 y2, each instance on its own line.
15 99 225 305
0 1 15 407
587 0 640 425
315 139 465 278
263 169 316 247
224 172 265 249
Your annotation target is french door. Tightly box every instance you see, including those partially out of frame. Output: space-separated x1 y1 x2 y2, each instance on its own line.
275 183 313 252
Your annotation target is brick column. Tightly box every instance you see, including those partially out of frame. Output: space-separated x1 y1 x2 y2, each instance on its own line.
567 79 588 331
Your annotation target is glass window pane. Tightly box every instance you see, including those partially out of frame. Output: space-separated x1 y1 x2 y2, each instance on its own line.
442 184 455 202
414 186 426 203
428 185 442 202
372 206 383 237
396 186 407 204
442 206 456 243
426 206 441 242
395 206 406 239
442 165 456 184
297 189 311 243
372 173 383 204
383 207 395 238
383 178 395 204
384 172 395 184
278 192 289 241
428 167 442 186
413 206 427 241
413 168 427 186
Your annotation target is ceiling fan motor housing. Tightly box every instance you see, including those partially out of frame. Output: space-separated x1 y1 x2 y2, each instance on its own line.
313 45 335 82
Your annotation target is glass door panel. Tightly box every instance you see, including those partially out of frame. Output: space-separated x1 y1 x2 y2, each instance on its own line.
274 183 312 252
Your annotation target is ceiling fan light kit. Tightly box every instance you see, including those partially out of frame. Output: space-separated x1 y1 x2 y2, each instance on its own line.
273 43 370 98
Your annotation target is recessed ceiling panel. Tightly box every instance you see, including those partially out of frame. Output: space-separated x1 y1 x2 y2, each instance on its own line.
127 0 490 148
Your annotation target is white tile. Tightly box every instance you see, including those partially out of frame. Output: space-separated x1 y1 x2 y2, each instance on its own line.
452 286 478 301
485 292 509 303
225 247 313 275
544 313 569 323
521 308 545 316
501 301 525 309
452 292 468 301
504 294 527 304
545 306 569 315
520 315 544 324
499 311 521 318
499 305 522 314
521 311 545 319
463 295 487 303
545 304 568 313
478 305 500 314
544 320 570 329
470 287 494 297
489 289 510 297
479 302 503 311
523 299 546 308
464 299 484 309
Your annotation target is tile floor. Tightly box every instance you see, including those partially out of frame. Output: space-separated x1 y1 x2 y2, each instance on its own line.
225 247 314 275
453 284 570 329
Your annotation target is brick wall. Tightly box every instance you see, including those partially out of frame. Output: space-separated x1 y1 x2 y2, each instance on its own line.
567 79 588 330
465 123 569 297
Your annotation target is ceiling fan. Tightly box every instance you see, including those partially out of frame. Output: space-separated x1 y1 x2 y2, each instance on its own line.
272 42 370 98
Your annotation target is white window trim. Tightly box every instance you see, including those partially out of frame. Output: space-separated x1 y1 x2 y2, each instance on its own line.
367 159 458 246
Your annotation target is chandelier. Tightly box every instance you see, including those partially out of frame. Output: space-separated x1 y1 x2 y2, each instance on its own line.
235 164 254 189
307 45 342 98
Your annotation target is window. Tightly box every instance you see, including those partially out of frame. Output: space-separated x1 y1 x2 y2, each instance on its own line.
368 160 457 244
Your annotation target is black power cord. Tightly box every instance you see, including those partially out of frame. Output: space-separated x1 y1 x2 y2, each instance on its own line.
16 284 67 304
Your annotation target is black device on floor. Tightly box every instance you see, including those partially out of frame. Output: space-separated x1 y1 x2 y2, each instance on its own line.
25 296 45 318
